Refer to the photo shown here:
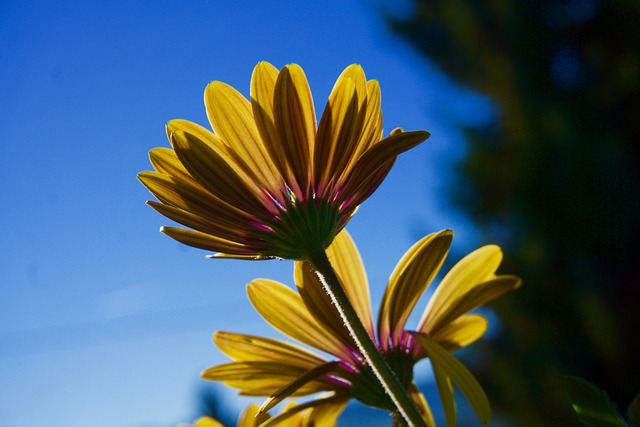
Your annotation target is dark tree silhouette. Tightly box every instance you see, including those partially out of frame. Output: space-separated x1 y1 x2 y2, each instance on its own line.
387 1 640 425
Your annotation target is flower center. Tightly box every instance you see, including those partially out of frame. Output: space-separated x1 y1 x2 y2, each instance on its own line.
259 195 342 260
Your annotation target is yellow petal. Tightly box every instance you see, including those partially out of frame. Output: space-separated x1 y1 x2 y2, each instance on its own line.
149 147 200 187
315 65 367 191
295 230 375 345
259 362 342 414
340 130 431 210
273 64 316 198
208 252 273 260
419 245 504 334
238 405 270 427
378 230 452 349
167 119 224 151
304 395 349 427
192 417 224 427
413 335 491 425
168 122 271 215
138 171 257 233
148 201 259 245
160 226 254 256
251 61 292 198
325 229 375 337
166 118 252 190
247 279 354 361
201 362 328 396
204 80 283 196
426 276 521 336
359 80 383 152
336 79 383 186
295 261 356 353
214 331 326 368
431 314 488 352
334 64 367 106
408 383 437 427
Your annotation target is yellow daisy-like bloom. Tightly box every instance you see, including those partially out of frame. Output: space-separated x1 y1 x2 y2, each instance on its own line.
180 401 345 427
203 230 521 425
138 62 430 260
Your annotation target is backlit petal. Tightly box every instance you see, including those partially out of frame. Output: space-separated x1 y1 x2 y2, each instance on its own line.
214 331 326 368
167 119 224 151
250 61 279 148
148 201 263 246
273 64 316 198
295 261 356 353
336 79 383 187
247 279 354 361
304 395 350 427
378 230 452 349
260 362 343 413
169 127 271 215
315 65 367 192
201 362 329 396
325 229 374 337
149 147 200 188
408 383 436 427
418 245 505 333
431 314 488 353
340 130 431 210
208 252 274 260
426 276 521 336
138 171 256 232
205 80 282 195
359 80 383 151
238 405 270 427
160 226 255 256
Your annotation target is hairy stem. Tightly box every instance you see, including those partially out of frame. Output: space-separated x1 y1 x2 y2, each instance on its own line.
308 250 427 427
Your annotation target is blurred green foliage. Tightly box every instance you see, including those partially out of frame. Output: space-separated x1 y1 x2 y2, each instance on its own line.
565 376 629 427
387 0 640 425
628 393 640 427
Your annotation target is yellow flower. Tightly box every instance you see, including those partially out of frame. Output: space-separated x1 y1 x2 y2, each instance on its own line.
138 62 430 260
180 401 344 427
203 230 521 425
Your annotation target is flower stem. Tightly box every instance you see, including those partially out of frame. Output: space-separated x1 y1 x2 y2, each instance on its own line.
308 250 427 427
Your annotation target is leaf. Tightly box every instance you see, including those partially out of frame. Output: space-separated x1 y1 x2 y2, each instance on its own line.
565 376 628 427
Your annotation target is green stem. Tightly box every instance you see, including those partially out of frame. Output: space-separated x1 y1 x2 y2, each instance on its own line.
308 250 427 427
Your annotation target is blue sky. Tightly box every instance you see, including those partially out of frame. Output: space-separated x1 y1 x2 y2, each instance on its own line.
0 1 493 426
